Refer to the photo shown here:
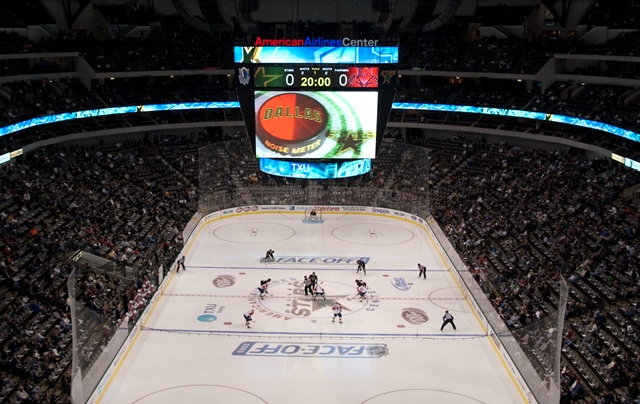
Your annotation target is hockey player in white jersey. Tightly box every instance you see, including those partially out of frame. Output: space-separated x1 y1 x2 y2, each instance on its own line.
332 301 343 323
357 284 368 302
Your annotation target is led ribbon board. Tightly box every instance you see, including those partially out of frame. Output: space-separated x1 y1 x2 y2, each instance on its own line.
1 102 639 170
260 157 371 179
0 102 239 137
234 46 399 64
393 103 640 144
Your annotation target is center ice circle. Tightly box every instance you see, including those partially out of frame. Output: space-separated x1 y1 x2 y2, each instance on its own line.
258 281 369 319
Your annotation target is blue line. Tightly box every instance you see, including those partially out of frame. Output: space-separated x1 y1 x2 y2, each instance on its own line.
141 327 483 338
185 266 448 272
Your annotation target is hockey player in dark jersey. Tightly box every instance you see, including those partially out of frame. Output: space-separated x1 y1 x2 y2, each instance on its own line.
265 249 275 260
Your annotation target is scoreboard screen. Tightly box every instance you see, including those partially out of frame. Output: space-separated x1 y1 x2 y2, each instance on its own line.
235 41 397 161
240 65 397 89
253 91 378 159
255 66 379 88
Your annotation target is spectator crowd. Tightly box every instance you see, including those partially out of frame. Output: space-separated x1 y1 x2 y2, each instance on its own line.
0 1 638 403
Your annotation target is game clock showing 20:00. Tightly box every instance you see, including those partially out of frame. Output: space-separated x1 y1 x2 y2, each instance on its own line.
253 66 382 88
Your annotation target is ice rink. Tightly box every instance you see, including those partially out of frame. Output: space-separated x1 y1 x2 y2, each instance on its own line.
95 212 526 404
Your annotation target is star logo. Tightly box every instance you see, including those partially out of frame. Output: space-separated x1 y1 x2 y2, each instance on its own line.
338 133 360 155
253 67 282 87
257 278 379 321
309 295 353 312
381 70 397 85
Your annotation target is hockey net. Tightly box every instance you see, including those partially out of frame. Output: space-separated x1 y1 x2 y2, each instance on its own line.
304 209 323 221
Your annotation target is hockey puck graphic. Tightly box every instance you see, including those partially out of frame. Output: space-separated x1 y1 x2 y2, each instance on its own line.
256 93 328 156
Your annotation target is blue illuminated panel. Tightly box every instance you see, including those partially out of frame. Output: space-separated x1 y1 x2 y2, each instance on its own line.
0 102 239 137
626 158 640 171
1 101 640 173
392 103 640 144
260 158 371 179
234 46 399 64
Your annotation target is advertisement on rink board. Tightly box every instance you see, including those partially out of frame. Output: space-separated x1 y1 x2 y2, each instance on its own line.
210 206 431 233
212 205 426 222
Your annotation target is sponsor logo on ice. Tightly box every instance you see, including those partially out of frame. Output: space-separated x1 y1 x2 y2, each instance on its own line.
198 303 224 322
197 314 217 322
401 307 429 325
266 256 369 265
232 341 389 358
212 275 236 288
391 277 411 291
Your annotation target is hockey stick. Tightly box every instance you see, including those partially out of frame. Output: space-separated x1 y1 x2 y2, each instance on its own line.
347 290 360 300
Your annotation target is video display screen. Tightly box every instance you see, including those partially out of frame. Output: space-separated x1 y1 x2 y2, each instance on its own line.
254 66 381 88
234 46 399 64
260 158 371 179
254 91 378 159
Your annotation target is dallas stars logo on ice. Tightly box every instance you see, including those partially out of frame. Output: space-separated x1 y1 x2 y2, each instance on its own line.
248 277 381 321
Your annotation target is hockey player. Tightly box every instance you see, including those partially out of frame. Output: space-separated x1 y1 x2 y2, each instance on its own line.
265 249 275 260
357 284 368 302
257 278 271 299
356 259 366 275
418 263 427 279
332 301 343 323
312 283 326 302
348 279 367 301
309 272 318 288
244 309 254 328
